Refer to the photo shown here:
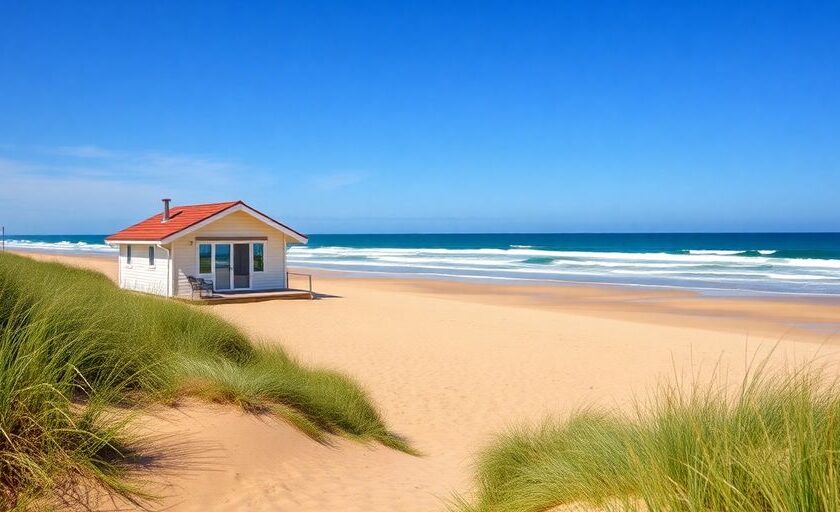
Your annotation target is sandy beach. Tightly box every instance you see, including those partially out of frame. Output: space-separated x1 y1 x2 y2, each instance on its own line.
16 251 840 511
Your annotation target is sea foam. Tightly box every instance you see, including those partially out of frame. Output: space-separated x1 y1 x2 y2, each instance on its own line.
7 235 840 296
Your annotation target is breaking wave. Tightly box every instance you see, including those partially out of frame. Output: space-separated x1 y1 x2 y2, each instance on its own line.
286 245 840 295
7 234 840 296
3 239 116 254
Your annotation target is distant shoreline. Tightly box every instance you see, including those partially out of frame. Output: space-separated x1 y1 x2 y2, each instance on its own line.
11 247 840 309
9 244 840 299
5 232 840 296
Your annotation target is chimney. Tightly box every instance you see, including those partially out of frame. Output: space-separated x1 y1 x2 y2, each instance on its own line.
162 198 171 222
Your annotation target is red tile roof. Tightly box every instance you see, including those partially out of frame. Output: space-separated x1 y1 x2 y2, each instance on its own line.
106 200 243 242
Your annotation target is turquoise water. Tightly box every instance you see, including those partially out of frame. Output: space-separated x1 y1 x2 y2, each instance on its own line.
5 233 840 296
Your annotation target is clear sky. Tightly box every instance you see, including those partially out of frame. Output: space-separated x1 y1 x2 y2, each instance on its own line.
0 1 838 234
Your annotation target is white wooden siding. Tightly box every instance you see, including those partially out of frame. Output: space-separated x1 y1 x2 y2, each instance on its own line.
118 244 170 296
171 210 288 297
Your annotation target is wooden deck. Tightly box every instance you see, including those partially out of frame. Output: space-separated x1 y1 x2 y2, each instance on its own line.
199 288 314 303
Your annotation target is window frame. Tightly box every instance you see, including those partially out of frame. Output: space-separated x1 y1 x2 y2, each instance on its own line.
148 245 155 267
253 242 265 272
198 243 212 274
126 244 132 265
194 240 268 290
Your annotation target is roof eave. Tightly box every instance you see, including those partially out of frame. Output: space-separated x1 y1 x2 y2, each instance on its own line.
105 239 164 245
105 201 307 245
156 203 308 244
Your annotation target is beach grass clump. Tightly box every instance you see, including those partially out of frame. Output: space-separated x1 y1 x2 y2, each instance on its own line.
456 365 840 512
0 252 407 509
171 347 411 450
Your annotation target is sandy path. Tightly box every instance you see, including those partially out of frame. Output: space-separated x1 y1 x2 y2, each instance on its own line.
13 252 840 511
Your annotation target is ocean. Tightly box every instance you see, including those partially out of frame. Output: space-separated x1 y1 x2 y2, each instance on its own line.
4 233 840 296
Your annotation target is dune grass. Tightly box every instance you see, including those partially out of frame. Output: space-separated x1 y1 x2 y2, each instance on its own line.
0 252 410 509
456 363 840 512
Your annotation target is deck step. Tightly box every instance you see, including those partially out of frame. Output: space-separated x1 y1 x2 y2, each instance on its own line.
198 289 314 303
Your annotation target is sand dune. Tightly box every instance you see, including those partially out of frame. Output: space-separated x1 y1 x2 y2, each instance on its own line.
16 252 840 511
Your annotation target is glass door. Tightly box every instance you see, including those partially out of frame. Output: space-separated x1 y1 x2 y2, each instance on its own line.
233 243 250 289
214 244 231 290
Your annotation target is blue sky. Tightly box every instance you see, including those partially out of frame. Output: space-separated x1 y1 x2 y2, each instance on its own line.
0 1 838 234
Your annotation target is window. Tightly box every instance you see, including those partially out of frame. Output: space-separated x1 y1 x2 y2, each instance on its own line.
253 243 264 272
126 244 132 264
148 246 155 266
199 244 212 273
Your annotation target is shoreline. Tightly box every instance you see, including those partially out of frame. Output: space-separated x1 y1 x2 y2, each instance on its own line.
306 268 840 343
7 243 840 299
12 249 840 343
12 246 840 299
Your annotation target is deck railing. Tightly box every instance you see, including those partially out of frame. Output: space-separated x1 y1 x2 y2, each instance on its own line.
286 271 314 299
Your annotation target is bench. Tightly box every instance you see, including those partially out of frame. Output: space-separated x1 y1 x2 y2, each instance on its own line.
187 276 214 299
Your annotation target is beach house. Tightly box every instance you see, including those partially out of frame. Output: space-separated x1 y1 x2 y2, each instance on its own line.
105 199 308 298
